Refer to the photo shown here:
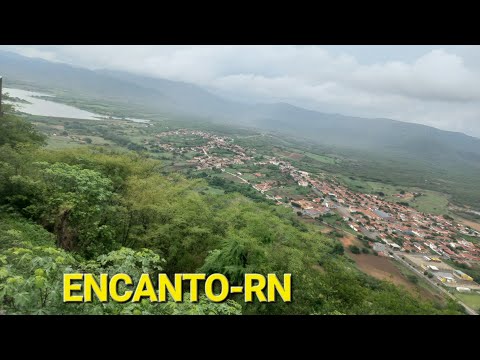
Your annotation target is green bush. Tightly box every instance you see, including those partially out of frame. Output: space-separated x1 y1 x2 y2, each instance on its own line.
407 275 418 284
331 242 344 256
349 245 361 254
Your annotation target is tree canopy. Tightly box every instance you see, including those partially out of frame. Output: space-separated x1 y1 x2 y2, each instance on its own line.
0 112 464 315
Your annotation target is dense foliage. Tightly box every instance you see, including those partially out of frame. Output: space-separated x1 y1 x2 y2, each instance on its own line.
0 112 464 314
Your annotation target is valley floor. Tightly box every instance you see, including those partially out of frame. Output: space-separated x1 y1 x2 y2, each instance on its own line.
12 110 480 314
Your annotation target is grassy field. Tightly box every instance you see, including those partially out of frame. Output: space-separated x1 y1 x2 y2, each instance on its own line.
409 192 450 214
271 146 338 166
46 136 79 149
302 151 337 164
201 187 226 195
456 293 480 311
348 252 440 301
269 184 311 199
336 175 394 193
183 151 203 160
240 173 260 182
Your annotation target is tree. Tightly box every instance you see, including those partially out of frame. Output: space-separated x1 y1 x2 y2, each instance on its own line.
331 242 344 256
24 162 116 256
0 242 241 315
407 275 418 284
349 245 361 254
0 112 46 148
200 235 265 285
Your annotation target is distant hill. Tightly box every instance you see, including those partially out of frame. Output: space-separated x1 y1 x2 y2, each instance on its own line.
237 102 480 165
0 50 176 109
2 50 480 208
97 69 246 118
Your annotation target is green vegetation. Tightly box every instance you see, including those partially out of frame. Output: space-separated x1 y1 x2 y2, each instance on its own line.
273 147 338 165
331 242 344 255
202 174 270 203
456 293 480 311
0 107 465 315
0 106 46 147
410 192 450 215
349 245 361 254
407 275 419 284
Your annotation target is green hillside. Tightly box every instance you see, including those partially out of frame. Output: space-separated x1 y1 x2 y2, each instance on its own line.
0 106 465 314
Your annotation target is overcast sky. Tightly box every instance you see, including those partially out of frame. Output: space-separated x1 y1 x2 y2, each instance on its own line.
2 45 480 137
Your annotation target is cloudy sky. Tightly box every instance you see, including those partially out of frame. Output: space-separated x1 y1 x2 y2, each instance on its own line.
2 45 480 137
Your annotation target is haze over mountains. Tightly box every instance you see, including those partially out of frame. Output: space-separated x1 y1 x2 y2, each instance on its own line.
2 49 480 172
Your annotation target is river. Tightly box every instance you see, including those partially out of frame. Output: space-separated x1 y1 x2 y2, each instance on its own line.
4 88 150 123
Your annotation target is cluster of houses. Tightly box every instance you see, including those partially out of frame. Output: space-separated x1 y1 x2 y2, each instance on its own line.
154 129 253 170
189 153 251 170
292 170 480 265
151 129 480 268
253 181 277 192
255 156 480 267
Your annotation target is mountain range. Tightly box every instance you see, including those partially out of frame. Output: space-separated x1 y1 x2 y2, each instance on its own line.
1 49 480 207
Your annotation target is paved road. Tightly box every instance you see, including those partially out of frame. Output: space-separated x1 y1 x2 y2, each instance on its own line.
392 252 478 315
319 219 478 315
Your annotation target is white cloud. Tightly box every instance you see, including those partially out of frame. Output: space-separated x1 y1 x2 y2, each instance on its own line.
350 49 480 102
2 45 480 137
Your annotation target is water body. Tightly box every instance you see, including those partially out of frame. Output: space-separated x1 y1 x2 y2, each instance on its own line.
4 88 150 123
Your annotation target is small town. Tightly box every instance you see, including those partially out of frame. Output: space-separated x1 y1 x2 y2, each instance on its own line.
152 129 480 297
152 129 254 168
